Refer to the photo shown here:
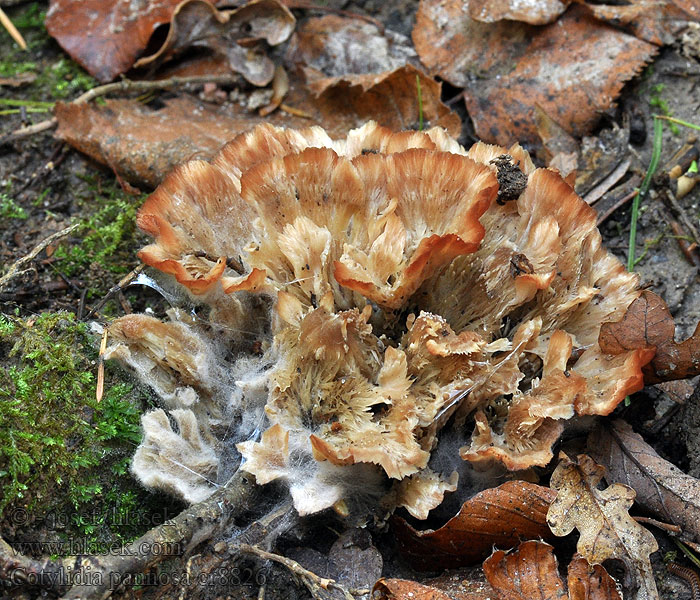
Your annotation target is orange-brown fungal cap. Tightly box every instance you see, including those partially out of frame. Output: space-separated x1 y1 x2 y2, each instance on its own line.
112 121 655 518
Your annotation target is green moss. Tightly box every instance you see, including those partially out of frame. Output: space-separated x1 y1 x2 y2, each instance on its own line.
0 312 177 549
649 84 680 135
1 2 96 101
0 193 27 220
53 176 145 299
35 57 96 99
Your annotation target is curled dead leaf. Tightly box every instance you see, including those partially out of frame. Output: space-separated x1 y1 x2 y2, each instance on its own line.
373 579 453 600
133 0 295 86
547 453 659 600
469 0 572 25
483 540 622 600
568 555 623 600
483 541 566 600
579 0 700 46
588 420 700 544
54 67 460 188
46 0 185 82
598 290 700 383
393 481 556 570
413 1 656 146
286 14 418 94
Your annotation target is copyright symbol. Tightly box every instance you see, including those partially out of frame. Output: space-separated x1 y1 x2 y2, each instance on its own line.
12 508 28 525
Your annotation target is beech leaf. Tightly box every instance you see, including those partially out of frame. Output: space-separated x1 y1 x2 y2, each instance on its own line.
547 453 659 600
54 67 460 188
413 1 656 146
46 0 186 82
483 540 622 600
598 290 700 383
393 481 556 570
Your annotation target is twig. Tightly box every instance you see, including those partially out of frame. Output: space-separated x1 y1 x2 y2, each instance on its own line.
669 220 700 268
237 543 355 600
2 74 243 144
596 189 638 227
83 264 145 319
633 516 682 534
661 188 700 245
0 6 26 50
0 537 75 595
0 223 79 292
61 470 258 599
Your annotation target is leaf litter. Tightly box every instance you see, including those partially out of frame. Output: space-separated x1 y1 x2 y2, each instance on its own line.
3 0 700 598
547 453 659 600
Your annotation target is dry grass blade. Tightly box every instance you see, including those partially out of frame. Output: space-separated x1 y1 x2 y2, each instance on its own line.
0 6 26 49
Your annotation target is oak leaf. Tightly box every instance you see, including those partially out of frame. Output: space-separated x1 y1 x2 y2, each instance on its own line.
547 454 659 600
598 290 700 383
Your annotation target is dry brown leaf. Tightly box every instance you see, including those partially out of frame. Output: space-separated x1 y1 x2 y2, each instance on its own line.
588 420 700 544
46 0 186 81
374 573 494 600
54 66 460 188
469 0 572 25
579 0 699 46
547 453 659 600
286 15 418 93
598 290 700 383
568 555 623 600
483 540 622 600
133 0 295 87
413 1 656 146
393 481 556 571
373 579 454 600
483 541 567 600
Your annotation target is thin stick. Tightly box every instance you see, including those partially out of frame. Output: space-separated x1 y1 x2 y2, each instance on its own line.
633 516 682 534
96 328 108 402
0 223 79 291
3 74 243 143
237 544 355 600
0 6 26 50
596 189 638 226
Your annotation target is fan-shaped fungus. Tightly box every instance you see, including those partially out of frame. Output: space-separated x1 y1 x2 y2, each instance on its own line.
106 122 654 518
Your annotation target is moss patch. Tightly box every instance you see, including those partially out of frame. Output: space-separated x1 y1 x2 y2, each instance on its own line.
0 311 182 552
52 175 146 300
